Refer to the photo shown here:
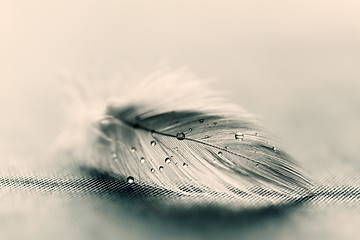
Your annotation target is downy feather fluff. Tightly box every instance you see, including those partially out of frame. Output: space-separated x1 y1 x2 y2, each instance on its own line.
57 68 312 209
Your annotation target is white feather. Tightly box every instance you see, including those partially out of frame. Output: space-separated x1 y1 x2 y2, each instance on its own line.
56 67 312 209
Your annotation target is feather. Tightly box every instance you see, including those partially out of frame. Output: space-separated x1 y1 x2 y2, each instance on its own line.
58 68 312 209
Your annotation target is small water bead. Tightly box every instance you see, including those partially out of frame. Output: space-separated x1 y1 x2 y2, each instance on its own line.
131 147 136 152
112 152 118 158
217 151 223 157
235 132 244 141
150 140 157 146
199 118 204 123
272 146 277 152
176 132 185 140
254 132 258 136
99 117 112 126
140 157 145 163
127 176 134 183
159 166 164 172
255 163 259 167
165 157 171 164
151 168 155 173
183 163 188 167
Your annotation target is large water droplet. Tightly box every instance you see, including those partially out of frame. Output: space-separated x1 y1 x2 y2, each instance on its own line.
199 118 204 123
165 157 171 164
183 163 188 167
150 140 156 146
176 132 185 140
235 132 244 141
151 168 155 173
217 151 223 156
131 147 136 152
127 176 134 183
159 166 164 172
140 157 145 163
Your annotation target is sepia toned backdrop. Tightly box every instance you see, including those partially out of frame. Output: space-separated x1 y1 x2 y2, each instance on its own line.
1 1 359 240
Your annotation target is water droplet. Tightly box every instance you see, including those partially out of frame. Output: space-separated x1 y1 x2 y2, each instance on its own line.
127 176 134 183
213 122 217 125
175 162 178 166
188 128 192 132
131 147 136 152
255 163 259 167
140 157 145 163
99 117 113 126
272 146 277 152
235 132 244 141
183 163 188 167
176 132 185 140
113 158 119 162
217 151 223 156
151 168 155 173
199 118 204 123
165 157 171 164
159 166 164 172
112 152 117 158
224 146 228 150
150 140 157 146
255 132 258 136
203 135 210 139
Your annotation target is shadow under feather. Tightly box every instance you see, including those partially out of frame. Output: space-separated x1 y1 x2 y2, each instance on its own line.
79 165 312 228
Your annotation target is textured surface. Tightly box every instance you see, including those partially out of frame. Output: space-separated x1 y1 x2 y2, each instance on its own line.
0 151 359 240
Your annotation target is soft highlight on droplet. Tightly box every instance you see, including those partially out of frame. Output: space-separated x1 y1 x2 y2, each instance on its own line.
127 176 134 183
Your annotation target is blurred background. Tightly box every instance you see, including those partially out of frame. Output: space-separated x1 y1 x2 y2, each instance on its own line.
0 1 359 239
